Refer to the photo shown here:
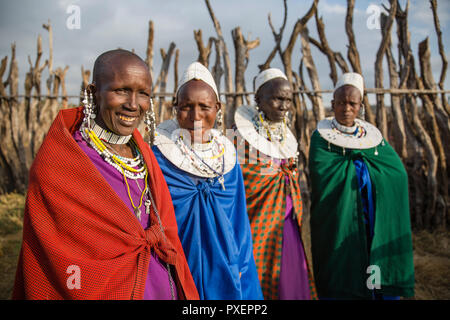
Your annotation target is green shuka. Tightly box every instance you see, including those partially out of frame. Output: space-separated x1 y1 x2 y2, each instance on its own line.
308 130 415 299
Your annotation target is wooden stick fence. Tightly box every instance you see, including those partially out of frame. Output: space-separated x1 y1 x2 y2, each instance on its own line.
1 0 449 230
2 89 449 100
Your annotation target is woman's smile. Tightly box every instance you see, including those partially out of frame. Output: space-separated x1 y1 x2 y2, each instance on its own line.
117 113 139 125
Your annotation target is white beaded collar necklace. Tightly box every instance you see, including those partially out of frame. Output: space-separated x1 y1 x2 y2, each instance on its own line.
317 117 383 150
154 119 236 179
331 118 358 134
91 121 132 145
234 105 298 160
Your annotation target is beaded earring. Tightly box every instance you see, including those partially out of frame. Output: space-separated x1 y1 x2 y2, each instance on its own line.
145 98 157 145
254 93 260 111
216 108 223 128
82 88 96 129
284 111 291 127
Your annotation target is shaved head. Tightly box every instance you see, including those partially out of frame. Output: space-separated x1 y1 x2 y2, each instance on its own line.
92 49 150 90
88 49 153 137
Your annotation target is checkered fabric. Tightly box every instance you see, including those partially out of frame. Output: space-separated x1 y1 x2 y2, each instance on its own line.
238 139 317 300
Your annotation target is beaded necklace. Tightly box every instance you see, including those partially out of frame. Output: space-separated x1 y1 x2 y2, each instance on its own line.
255 111 287 145
81 126 147 180
91 121 132 145
121 164 148 219
176 134 226 190
80 123 148 217
80 118 175 299
104 140 142 166
331 118 366 138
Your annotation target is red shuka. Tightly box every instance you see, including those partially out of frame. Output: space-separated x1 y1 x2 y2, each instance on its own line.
12 107 199 300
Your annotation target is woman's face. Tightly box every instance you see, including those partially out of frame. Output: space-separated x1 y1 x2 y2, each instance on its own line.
332 85 362 127
175 80 220 143
255 78 292 122
90 58 152 137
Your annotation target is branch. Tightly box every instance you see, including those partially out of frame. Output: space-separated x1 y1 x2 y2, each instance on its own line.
315 11 338 85
258 0 288 71
430 0 448 90
283 0 318 63
194 29 213 67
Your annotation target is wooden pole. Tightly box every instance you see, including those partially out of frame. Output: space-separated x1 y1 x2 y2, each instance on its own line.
345 0 376 125
375 2 397 139
204 0 233 128
232 27 259 109
194 29 213 68
145 20 154 82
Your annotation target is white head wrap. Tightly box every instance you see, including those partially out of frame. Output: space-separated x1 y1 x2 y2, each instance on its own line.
335 72 364 99
254 68 288 94
176 62 219 100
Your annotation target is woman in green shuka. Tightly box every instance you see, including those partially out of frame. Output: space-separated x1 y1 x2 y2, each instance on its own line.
308 72 415 300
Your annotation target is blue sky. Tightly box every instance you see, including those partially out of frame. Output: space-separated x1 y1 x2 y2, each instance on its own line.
0 0 449 106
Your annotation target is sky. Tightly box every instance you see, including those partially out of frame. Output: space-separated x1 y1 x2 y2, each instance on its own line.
0 0 449 107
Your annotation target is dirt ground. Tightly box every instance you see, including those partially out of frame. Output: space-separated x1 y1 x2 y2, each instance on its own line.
1 193 449 300
301 211 450 300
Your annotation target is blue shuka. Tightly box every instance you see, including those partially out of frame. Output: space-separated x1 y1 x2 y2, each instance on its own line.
152 146 263 300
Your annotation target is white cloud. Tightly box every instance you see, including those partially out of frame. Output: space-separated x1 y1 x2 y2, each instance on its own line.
57 0 76 11
410 0 450 25
319 2 347 15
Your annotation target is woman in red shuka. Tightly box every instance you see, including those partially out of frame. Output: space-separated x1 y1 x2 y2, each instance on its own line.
12 49 198 300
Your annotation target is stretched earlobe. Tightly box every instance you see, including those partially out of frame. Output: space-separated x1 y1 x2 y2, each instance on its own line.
86 83 95 94
86 84 97 105
172 106 178 118
81 86 96 129
145 98 157 145
216 107 223 128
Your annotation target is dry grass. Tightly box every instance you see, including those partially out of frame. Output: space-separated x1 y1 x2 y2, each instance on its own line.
301 212 450 300
0 193 25 299
0 193 448 300
411 230 450 300
0 231 22 299
0 193 25 237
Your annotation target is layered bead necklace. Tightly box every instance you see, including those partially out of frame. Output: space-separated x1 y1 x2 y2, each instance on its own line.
248 107 300 168
80 112 176 300
80 121 149 219
327 118 384 156
176 132 226 190
331 118 366 138
254 110 287 145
